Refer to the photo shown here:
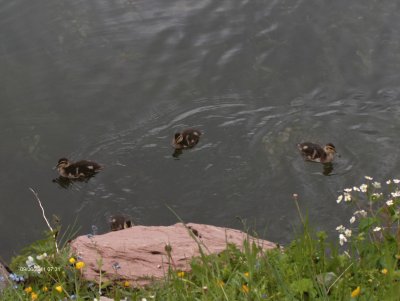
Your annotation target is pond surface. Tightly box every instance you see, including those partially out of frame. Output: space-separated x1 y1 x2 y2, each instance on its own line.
2 0 400 260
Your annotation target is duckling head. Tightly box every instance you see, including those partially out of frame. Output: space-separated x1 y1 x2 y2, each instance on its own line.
324 143 336 154
56 158 70 169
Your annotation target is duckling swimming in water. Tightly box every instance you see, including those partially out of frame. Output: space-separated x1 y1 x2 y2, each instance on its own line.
55 158 103 179
109 214 133 231
297 142 337 163
172 129 202 150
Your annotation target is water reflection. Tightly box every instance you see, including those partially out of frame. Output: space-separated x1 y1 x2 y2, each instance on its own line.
322 163 334 176
172 149 183 158
52 176 95 189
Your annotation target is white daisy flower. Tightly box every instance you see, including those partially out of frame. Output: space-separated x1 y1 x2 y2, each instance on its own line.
336 195 343 204
26 256 35 268
339 234 347 246
350 216 356 224
391 191 400 198
344 188 352 192
365 176 373 180
360 184 368 193
394 179 400 184
353 186 360 192
344 192 352 202
373 192 383 197
344 229 352 237
386 180 392 185
386 199 394 206
36 253 47 260
373 227 381 232
372 181 381 189
336 225 345 233
358 210 367 217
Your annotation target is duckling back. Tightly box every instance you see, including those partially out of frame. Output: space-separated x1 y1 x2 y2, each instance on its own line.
297 142 327 163
172 129 202 149
56 158 103 179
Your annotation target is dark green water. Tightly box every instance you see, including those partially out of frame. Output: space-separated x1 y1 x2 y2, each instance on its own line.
2 0 400 260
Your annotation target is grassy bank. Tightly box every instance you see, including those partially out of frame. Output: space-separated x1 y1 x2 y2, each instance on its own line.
2 176 400 300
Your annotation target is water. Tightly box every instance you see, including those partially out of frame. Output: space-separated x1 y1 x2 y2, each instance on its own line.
2 0 400 260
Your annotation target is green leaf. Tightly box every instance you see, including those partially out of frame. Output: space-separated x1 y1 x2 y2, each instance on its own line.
290 278 317 297
358 217 378 233
317 231 328 242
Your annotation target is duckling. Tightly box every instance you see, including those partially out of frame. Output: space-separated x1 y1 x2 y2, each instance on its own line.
172 129 202 150
109 214 133 231
55 158 103 179
297 142 336 163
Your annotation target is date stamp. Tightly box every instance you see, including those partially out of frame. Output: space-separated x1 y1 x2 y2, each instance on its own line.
19 266 61 272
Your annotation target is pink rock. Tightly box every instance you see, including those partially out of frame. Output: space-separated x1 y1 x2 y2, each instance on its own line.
70 223 276 287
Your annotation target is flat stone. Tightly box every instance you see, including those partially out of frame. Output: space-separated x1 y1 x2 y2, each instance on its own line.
70 223 276 287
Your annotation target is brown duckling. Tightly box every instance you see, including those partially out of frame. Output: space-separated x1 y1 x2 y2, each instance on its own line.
172 129 202 149
297 142 337 163
56 158 103 179
109 214 133 231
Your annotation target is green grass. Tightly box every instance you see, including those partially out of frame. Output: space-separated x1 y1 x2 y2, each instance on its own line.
3 177 400 300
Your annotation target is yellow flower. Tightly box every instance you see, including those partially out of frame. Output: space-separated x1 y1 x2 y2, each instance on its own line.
381 268 388 275
123 281 130 287
217 280 225 287
244 272 250 277
24 286 33 293
75 261 85 270
351 286 361 298
69 257 76 264
31 292 38 300
42 286 48 292
177 271 185 278
242 284 249 294
55 285 63 293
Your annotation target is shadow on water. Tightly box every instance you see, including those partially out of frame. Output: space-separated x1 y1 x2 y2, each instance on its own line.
172 149 183 158
52 176 96 189
322 163 334 176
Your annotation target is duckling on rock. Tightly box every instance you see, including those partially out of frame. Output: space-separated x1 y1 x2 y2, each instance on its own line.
55 158 103 179
297 142 336 163
172 129 202 150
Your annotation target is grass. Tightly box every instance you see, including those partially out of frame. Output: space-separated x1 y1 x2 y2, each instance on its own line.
2 177 400 300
